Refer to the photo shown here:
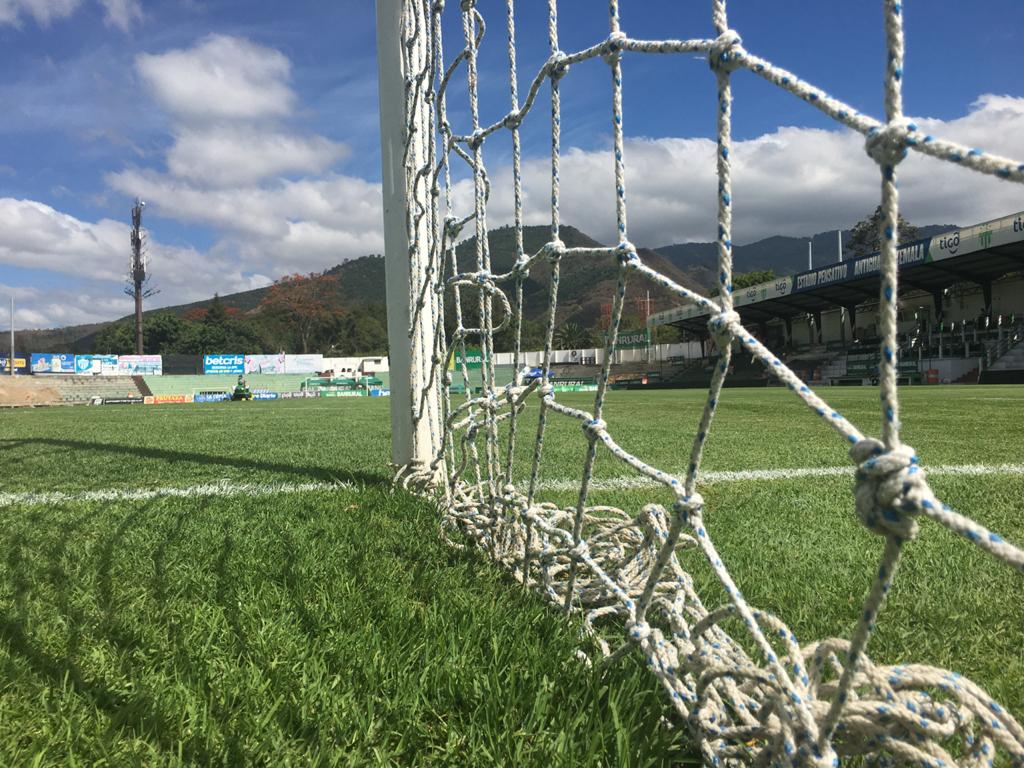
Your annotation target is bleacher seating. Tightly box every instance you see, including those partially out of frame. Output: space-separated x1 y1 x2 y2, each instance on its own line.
38 375 146 404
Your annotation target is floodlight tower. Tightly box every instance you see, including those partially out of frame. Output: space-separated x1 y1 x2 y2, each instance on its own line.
125 199 158 355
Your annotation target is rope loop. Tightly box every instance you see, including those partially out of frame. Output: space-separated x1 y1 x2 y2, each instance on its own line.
850 437 928 540
708 30 744 73
865 121 911 168
548 50 570 81
602 30 628 66
582 418 608 442
707 309 741 342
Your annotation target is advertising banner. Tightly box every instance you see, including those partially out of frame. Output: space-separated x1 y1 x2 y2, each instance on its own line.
245 353 286 374
551 377 599 393
0 357 28 374
454 347 485 370
75 355 119 375
252 391 280 400
102 396 145 405
319 390 365 397
204 354 244 375
617 329 650 349
368 388 390 397
30 353 75 373
284 354 324 374
194 392 230 403
146 394 194 404
118 355 163 376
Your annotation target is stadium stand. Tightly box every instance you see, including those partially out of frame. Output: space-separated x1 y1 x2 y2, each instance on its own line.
39 375 147 404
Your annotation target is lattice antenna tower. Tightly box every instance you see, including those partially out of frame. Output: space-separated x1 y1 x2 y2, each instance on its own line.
377 1 1024 765
124 198 159 355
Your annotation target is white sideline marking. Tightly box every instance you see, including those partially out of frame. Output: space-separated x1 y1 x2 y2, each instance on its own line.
0 480 351 509
537 463 1024 492
1 463 1021 509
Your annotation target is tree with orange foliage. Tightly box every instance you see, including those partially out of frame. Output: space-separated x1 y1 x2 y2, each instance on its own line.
259 272 342 353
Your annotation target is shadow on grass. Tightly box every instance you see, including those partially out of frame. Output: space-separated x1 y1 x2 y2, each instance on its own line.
0 436 390 487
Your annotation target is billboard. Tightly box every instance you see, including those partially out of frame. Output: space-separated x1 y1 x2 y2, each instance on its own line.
454 347 485 370
0 357 28 374
617 329 650 349
118 355 163 376
245 353 286 374
204 354 244 375
284 354 323 374
31 353 75 373
75 354 119 375
252 391 280 400
145 394 194 404
194 392 230 403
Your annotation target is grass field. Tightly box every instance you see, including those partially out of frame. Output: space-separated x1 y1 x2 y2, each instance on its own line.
1 385 1022 765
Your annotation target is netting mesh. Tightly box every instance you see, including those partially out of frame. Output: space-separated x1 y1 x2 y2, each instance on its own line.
390 1 1024 764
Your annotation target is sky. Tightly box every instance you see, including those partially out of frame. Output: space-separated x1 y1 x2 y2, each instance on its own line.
0 0 1022 330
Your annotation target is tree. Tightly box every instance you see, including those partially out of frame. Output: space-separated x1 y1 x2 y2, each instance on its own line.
259 272 342 353
553 320 592 349
710 270 775 297
848 205 920 257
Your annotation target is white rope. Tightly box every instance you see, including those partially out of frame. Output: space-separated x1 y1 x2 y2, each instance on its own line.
394 1 1024 765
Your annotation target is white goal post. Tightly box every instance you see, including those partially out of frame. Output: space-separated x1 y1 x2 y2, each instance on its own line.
375 1 1024 764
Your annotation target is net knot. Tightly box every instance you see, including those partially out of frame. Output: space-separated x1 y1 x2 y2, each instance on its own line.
444 215 464 239
431 0 444 12
582 418 607 442
616 241 639 265
628 621 652 642
850 437 927 540
543 239 565 263
707 309 741 341
708 30 744 73
511 254 531 278
459 0 474 11
468 129 485 150
672 493 705 523
602 31 628 66
503 111 522 130
539 383 555 398
865 121 911 167
548 51 570 81
569 540 590 560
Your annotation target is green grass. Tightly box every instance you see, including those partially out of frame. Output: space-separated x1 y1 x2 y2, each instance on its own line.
0 386 1022 764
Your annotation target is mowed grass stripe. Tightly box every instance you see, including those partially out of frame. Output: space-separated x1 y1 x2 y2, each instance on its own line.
0 487 683 766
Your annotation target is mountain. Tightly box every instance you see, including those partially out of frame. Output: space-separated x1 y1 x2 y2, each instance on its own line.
654 224 956 277
15 220 957 354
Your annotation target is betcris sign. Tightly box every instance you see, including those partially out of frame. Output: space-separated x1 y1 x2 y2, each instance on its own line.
204 354 244 375
31 353 75 373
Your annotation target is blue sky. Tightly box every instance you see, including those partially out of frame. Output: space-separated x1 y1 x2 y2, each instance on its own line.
0 0 1022 329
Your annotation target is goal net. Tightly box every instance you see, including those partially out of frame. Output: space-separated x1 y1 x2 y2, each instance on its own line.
376 1 1024 764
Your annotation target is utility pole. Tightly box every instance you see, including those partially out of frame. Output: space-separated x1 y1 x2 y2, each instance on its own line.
837 229 846 344
125 199 158 355
8 295 13 376
807 240 813 271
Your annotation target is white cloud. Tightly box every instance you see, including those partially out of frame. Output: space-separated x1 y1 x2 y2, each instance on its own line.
453 94 1024 247
0 0 139 29
0 0 78 26
98 0 140 31
166 125 348 187
0 198 270 328
136 35 295 123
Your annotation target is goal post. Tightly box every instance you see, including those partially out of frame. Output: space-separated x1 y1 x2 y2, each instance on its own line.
376 0 443 472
